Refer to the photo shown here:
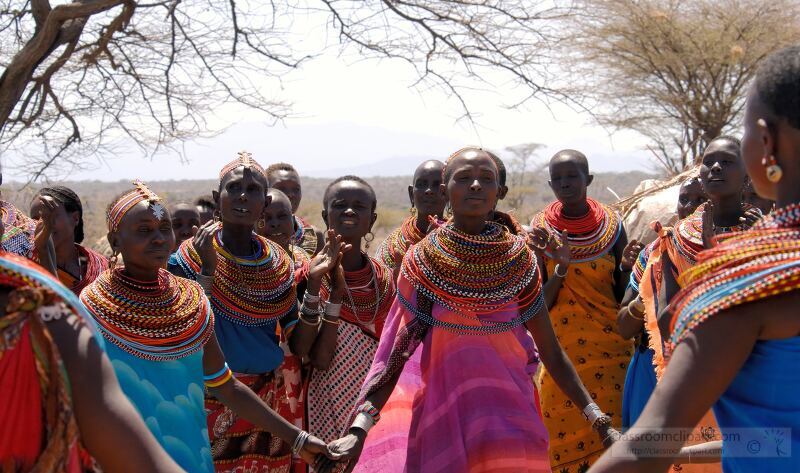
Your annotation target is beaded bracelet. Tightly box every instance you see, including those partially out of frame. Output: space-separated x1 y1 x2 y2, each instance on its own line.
357 400 381 424
299 303 322 327
291 430 310 455
304 291 321 305
204 363 233 388
324 302 342 318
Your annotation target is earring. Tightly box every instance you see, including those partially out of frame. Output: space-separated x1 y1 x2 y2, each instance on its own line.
110 252 118 270
256 219 266 229
762 155 783 183
364 232 375 249
410 206 417 217
444 203 453 220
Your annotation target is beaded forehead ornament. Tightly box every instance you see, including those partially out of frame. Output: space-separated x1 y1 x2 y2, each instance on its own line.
107 179 164 232
219 150 267 181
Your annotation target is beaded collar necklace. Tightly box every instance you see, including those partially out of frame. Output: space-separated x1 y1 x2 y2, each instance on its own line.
174 230 296 326
532 198 621 262
672 202 760 264
80 268 214 361
376 216 427 270
669 203 800 355
320 254 395 331
0 201 35 257
401 220 542 334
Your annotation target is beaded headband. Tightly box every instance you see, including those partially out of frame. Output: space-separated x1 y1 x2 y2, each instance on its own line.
442 146 499 177
107 180 165 232
219 151 267 181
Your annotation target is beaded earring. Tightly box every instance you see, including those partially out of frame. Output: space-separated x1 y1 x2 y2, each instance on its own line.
364 232 375 249
410 206 417 217
110 252 118 270
762 155 783 183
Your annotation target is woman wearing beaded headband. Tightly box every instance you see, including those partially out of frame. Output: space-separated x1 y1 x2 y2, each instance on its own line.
326 148 617 473
528 149 631 472
305 176 397 449
591 45 800 473
266 162 325 257
30 186 109 295
0 236 185 471
85 179 336 473
376 160 446 279
170 153 326 472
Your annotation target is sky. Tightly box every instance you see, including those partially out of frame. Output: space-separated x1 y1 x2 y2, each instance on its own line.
3 8 656 182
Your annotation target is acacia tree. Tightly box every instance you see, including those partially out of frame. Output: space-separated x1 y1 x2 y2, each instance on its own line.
564 0 800 175
0 0 566 180
503 142 545 210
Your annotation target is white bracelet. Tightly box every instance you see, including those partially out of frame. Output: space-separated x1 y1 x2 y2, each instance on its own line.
351 412 376 433
582 402 604 425
554 264 568 278
324 302 342 318
304 292 320 304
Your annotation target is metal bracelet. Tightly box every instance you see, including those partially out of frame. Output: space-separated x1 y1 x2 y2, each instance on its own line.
324 302 342 318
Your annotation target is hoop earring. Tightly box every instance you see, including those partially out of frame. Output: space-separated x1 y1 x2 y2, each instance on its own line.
364 232 375 249
762 155 783 183
256 219 266 229
444 203 453 220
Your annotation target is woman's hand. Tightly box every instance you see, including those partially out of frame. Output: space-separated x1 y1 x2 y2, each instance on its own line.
300 434 343 472
740 207 762 228
193 221 220 275
598 424 622 449
548 229 571 268
33 196 58 274
527 226 550 257
621 239 644 272
325 431 367 473
329 263 347 304
701 202 716 249
308 230 351 284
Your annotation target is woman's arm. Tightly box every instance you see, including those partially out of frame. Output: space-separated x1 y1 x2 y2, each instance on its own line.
202 335 335 468
612 229 631 304
49 312 185 472
589 305 761 472
616 286 644 340
308 265 344 370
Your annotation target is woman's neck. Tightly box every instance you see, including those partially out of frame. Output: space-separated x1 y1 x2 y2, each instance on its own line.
55 240 79 271
415 213 431 234
775 179 800 210
560 199 590 218
452 214 486 235
341 241 366 272
121 265 160 282
220 222 253 256
710 195 744 227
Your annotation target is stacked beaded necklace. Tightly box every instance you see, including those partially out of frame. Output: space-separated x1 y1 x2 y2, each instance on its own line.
400 220 542 335
294 216 318 257
672 202 759 264
0 201 35 257
63 244 109 296
376 215 427 270
531 198 621 262
669 203 800 355
80 268 213 361
290 244 310 284
320 254 395 334
175 230 296 326
629 240 658 293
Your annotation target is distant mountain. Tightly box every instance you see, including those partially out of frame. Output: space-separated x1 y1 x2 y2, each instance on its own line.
308 155 440 178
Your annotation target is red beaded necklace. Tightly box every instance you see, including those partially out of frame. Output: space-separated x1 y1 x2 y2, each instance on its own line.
532 198 621 262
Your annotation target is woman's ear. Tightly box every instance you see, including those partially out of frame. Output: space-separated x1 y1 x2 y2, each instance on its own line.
586 174 595 187
321 210 329 230
407 185 414 207
107 231 121 254
370 211 378 231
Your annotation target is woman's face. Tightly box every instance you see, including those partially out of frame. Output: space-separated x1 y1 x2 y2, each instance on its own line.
444 151 499 219
268 170 302 213
216 167 269 228
548 158 590 207
260 194 294 248
699 139 746 200
110 201 175 273
30 198 78 248
324 181 376 242
170 204 201 250
676 180 707 219
410 163 447 219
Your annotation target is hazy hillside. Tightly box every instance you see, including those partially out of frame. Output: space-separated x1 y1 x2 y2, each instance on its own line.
4 170 656 253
